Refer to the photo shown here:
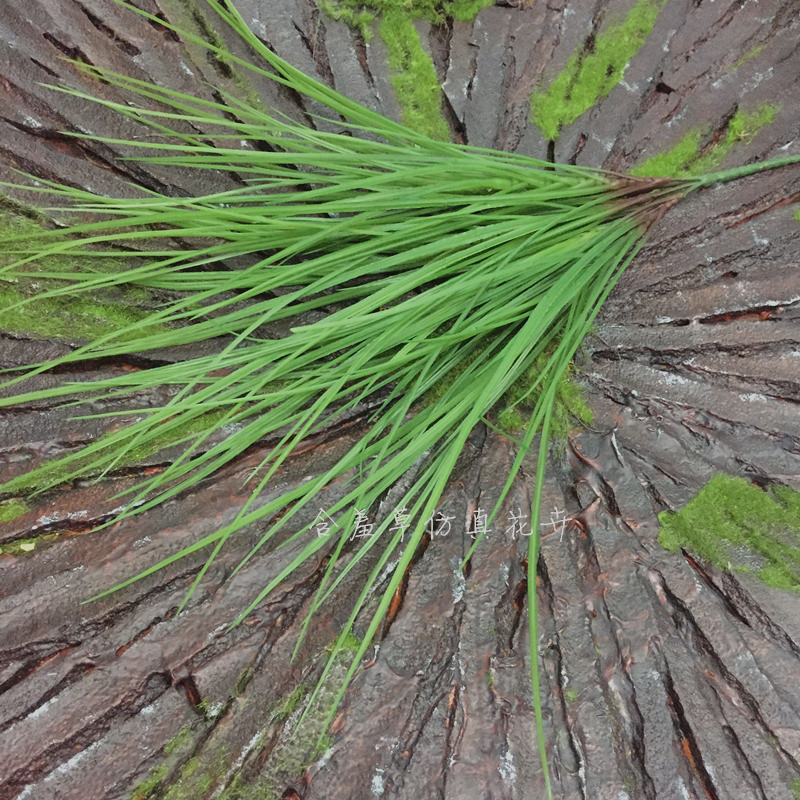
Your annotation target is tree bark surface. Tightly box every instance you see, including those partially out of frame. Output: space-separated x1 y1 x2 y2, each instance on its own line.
1 2 800 799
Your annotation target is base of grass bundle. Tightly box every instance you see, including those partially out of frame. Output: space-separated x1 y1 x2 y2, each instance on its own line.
2 1 800 796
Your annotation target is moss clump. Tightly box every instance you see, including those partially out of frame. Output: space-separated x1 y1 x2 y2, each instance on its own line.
731 44 765 71
217 778 279 800
0 281 160 344
0 531 63 557
0 498 28 524
319 0 493 36
632 103 780 177
126 725 202 799
623 773 637 795
0 194 47 222
163 0 265 111
419 348 592 442
630 127 707 178
319 0 490 141
162 748 230 800
261 641 358 791
531 0 666 141
220 669 346 799
331 630 363 654
1 409 230 497
564 688 578 703
682 103 780 174
496 353 593 441
380 10 450 140
658 474 800 591
0 208 165 343
791 776 800 800
130 764 169 800
445 0 495 21
268 686 333 773
269 683 307 723
127 636 357 800
163 725 195 756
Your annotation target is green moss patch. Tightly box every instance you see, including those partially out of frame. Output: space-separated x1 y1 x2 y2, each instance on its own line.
318 0 492 141
731 44 765 71
1 409 230 498
216 777 279 800
496 353 592 441
270 683 307 723
420 348 592 443
127 724 202 800
0 531 64 557
136 0 268 113
632 103 780 177
658 474 800 591
223 642 359 798
530 0 665 141
444 0 495 21
162 748 231 800
163 725 196 756
126 634 361 800
0 498 28 524
266 674 340 775
379 10 450 140
130 765 169 800
630 127 706 178
0 207 166 343
319 0 493 35
0 280 160 343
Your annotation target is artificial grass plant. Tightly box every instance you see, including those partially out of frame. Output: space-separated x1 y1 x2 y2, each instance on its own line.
2 1 800 793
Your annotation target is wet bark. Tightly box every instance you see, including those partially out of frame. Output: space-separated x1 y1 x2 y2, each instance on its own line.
1 1 800 799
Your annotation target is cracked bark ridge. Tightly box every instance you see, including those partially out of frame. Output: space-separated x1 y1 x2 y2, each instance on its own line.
1 1 800 799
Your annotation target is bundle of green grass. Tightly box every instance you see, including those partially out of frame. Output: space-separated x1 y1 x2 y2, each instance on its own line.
1 1 799 792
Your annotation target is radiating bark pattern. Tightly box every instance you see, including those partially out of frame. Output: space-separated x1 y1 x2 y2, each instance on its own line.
1 1 800 799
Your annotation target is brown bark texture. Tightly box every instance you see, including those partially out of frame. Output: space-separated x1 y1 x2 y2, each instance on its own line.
1 1 800 799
